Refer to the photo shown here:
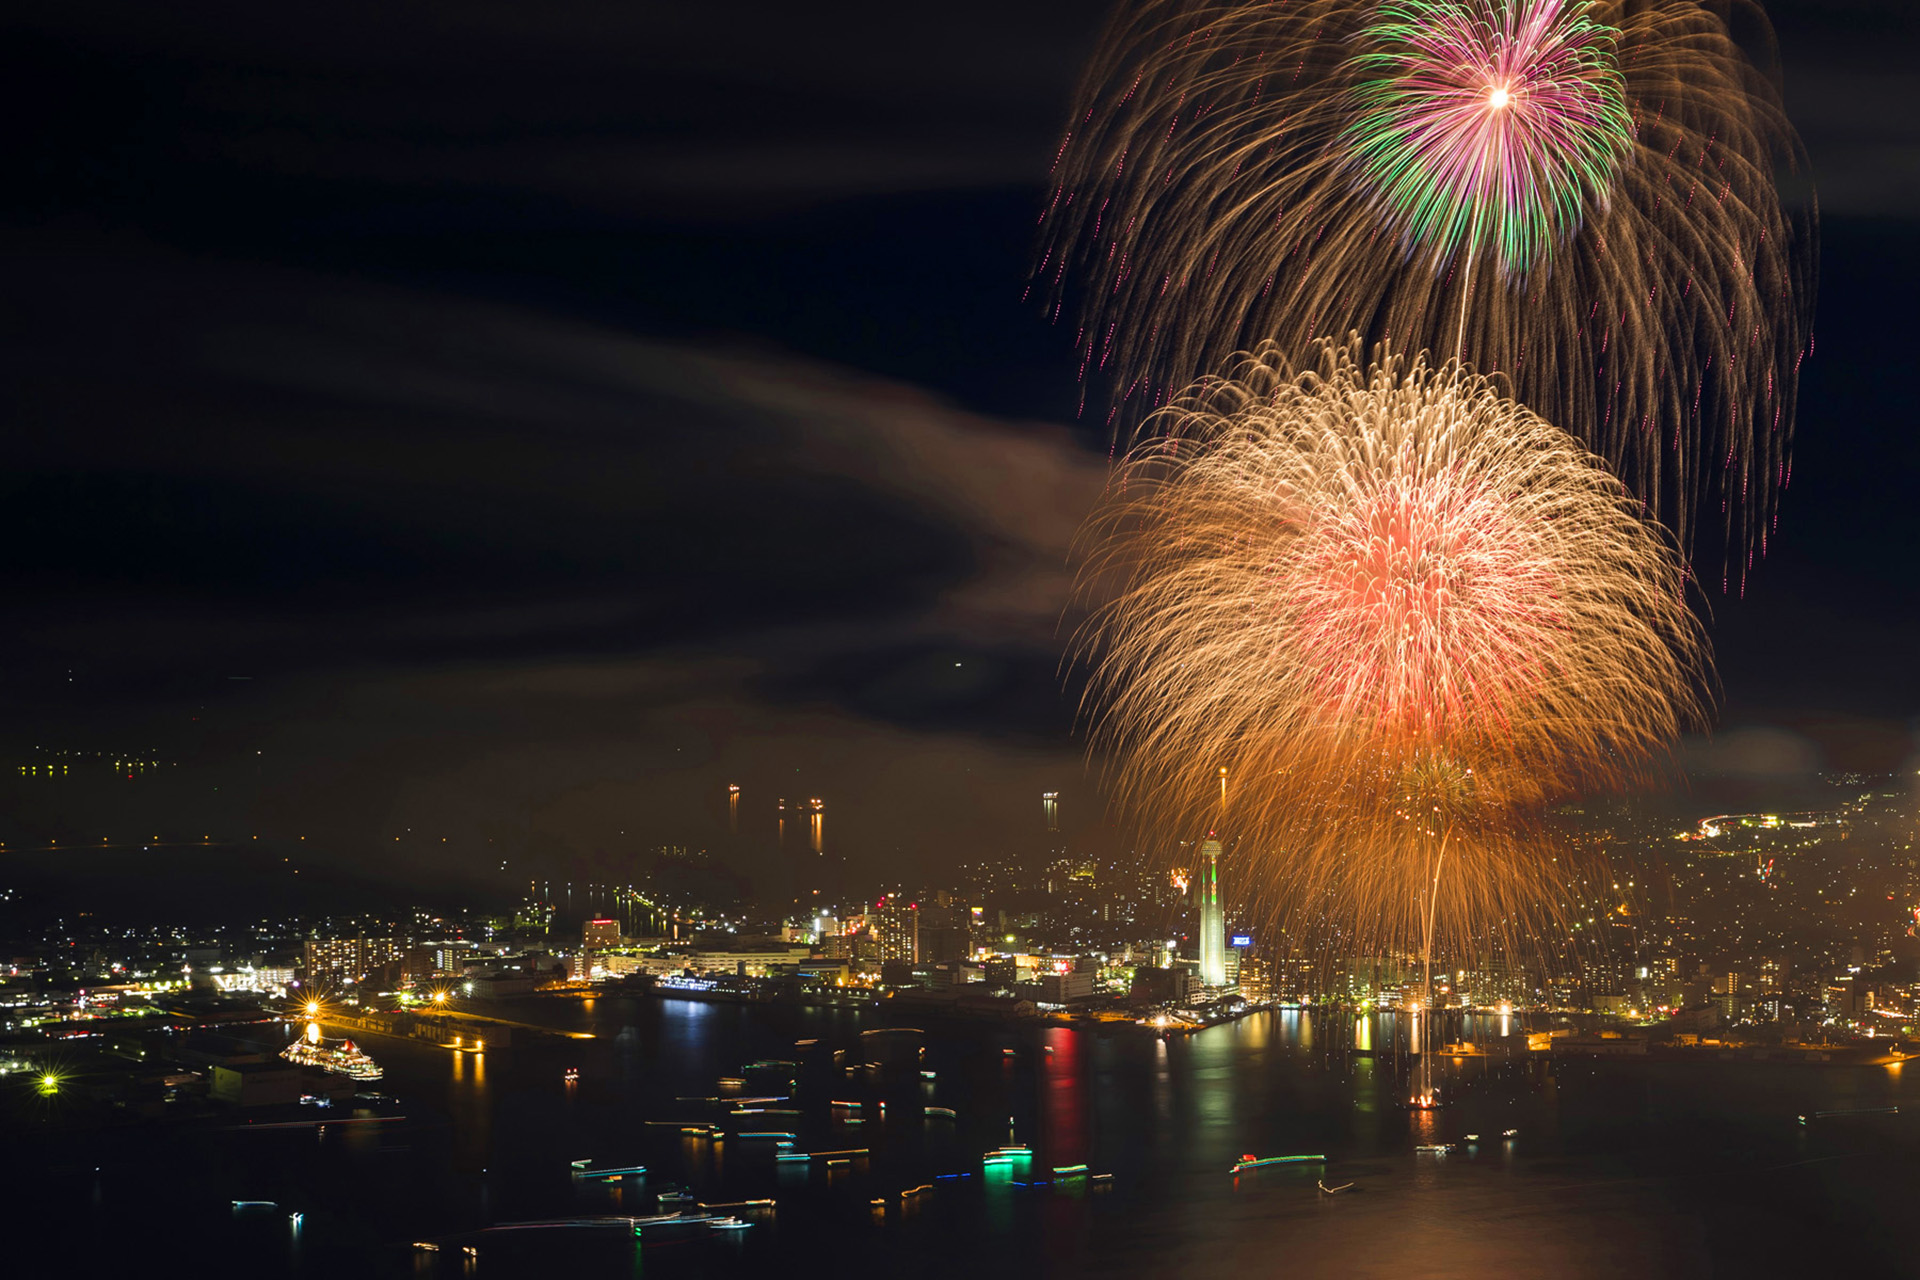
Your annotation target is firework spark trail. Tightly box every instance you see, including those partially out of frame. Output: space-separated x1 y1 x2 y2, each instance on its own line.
1042 0 1817 584
1074 340 1710 959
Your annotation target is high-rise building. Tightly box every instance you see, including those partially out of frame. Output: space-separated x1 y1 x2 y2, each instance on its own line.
583 918 621 952
873 896 919 964
1042 791 1060 833
304 935 406 987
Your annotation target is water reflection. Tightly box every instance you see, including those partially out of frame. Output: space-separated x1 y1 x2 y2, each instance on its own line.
76 995 1920 1279
1040 1027 1086 1165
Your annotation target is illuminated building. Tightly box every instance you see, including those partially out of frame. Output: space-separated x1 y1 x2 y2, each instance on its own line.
582 918 620 952
1198 838 1226 987
303 936 405 987
874 896 919 965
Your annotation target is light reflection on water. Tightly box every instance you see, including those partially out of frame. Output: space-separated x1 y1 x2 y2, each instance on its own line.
21 999 1920 1278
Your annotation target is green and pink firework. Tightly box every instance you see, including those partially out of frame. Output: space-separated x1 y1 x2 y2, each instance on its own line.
1039 0 1817 580
1343 0 1635 276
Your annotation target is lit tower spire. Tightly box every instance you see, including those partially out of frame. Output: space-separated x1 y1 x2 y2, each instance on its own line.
1198 766 1228 988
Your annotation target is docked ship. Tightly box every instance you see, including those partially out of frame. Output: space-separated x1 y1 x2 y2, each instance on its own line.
282 1035 383 1081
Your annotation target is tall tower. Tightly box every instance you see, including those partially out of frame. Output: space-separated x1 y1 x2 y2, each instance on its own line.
1199 839 1226 987
1042 791 1060 834
1198 767 1227 988
727 784 740 835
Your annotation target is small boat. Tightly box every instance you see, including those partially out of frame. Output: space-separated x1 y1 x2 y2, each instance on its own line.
1231 1153 1325 1172
920 1070 937 1080
1317 1180 1355 1194
707 1217 751 1231
571 1163 646 1179
1799 1106 1899 1125
1464 1133 1480 1142
1414 1143 1451 1154
563 1067 580 1083
924 1106 957 1119
1501 1128 1519 1138
776 1153 811 1164
657 1190 696 1205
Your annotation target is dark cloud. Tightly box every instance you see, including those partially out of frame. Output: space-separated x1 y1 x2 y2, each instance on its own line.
0 239 1105 888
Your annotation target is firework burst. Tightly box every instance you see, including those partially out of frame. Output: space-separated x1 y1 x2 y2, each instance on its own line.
1344 0 1634 277
1075 340 1709 955
1041 0 1816 581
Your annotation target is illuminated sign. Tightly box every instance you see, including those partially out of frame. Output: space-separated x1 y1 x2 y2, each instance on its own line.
1230 935 1253 948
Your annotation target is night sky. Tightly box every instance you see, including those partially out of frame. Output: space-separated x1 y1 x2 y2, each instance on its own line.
1 0 1915 899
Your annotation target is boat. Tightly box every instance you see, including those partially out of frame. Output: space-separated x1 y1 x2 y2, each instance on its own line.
1317 1180 1355 1194
281 1037 382 1081
570 1162 646 1179
657 1190 695 1205
707 1217 751 1231
1414 1143 1451 1154
1464 1133 1480 1142
1799 1106 1899 1125
1502 1128 1519 1138
564 1067 580 1083
925 1106 957 1119
1231 1153 1325 1172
